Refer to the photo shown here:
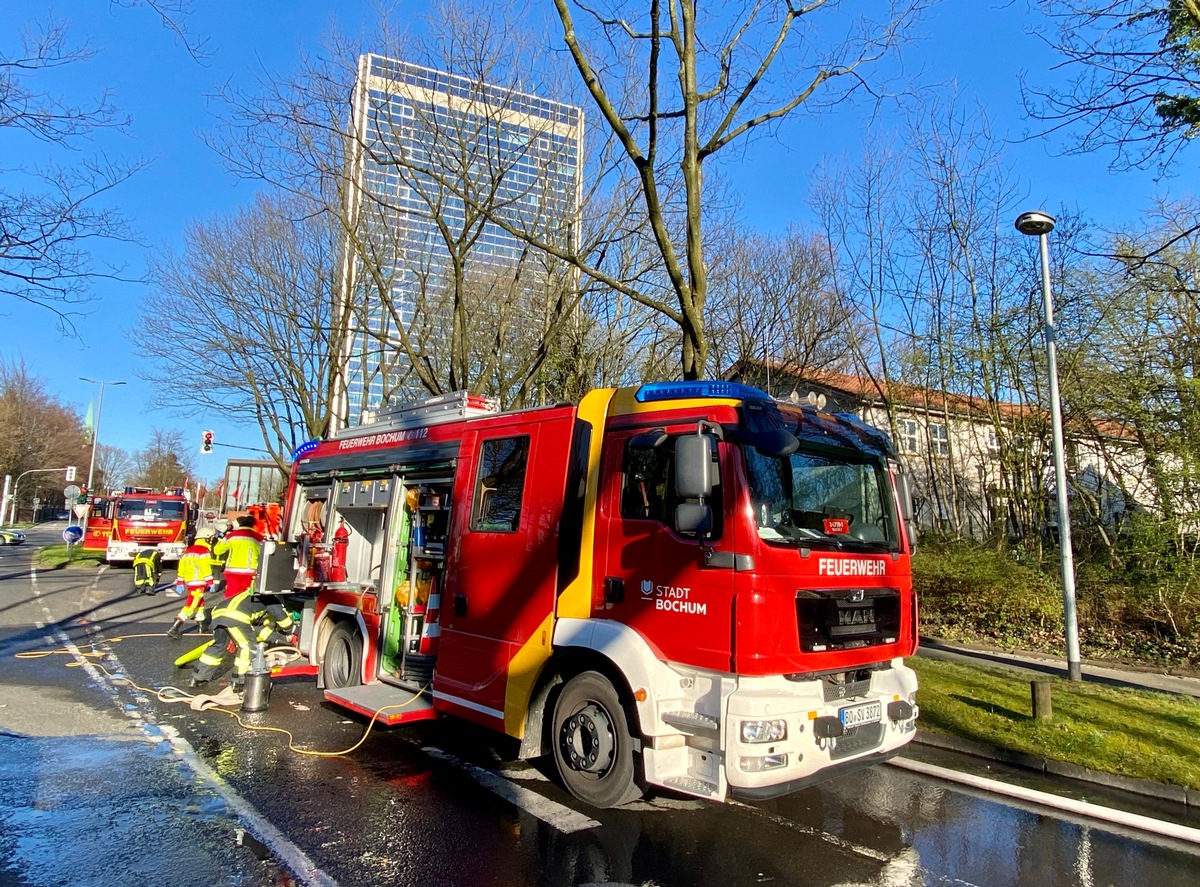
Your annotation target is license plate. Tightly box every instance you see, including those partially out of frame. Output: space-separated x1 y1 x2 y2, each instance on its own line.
839 700 882 729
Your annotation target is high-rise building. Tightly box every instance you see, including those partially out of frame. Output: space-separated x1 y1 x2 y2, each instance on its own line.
332 55 584 427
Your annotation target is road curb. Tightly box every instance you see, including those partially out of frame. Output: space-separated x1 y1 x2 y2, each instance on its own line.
912 729 1200 808
888 757 1200 848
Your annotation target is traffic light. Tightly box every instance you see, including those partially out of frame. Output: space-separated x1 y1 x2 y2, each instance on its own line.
201 430 214 454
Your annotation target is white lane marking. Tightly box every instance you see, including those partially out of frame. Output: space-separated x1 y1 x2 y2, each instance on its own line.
423 746 601 833
29 566 341 887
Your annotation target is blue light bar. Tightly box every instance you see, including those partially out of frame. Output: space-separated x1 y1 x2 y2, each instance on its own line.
634 380 769 403
291 440 320 461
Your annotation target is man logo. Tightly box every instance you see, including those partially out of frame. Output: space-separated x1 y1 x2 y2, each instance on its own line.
641 579 654 598
849 589 865 603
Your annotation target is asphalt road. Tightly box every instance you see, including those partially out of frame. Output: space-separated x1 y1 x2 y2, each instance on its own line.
3 521 1199 887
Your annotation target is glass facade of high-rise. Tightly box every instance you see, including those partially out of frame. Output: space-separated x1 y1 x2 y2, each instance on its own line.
334 55 584 426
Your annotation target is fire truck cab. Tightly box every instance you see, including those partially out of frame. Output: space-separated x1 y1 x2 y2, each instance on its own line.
262 383 919 808
102 487 195 563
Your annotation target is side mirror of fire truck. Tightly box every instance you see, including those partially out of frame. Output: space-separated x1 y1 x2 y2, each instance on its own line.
674 434 714 536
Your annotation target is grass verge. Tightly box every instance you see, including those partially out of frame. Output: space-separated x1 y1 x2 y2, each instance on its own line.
37 543 107 569
911 657 1200 791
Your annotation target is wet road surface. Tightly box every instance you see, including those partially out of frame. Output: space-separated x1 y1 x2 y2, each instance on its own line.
2 523 1198 886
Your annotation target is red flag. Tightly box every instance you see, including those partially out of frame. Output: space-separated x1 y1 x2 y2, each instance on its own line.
232 482 241 503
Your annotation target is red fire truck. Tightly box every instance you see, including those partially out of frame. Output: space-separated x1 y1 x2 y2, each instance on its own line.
258 383 919 808
84 487 195 563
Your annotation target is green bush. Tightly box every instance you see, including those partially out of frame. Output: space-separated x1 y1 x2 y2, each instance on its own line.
915 538 1200 669
914 541 1063 648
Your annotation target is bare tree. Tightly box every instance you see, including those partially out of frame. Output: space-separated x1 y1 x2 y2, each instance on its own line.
207 1 670 421
706 226 860 389
140 193 343 467
1069 198 1200 537
2 3 204 331
814 97 1088 547
0 358 91 515
93 443 134 496
131 428 194 489
0 17 143 329
537 0 930 379
1025 1 1200 174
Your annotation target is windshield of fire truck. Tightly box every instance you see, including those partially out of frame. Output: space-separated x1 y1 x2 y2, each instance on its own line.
116 499 186 521
744 444 897 552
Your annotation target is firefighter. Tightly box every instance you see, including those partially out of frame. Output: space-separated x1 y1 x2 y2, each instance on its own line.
214 514 264 599
132 546 163 594
190 590 295 690
167 528 218 639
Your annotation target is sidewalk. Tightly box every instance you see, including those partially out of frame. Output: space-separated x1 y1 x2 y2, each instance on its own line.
907 636 1200 812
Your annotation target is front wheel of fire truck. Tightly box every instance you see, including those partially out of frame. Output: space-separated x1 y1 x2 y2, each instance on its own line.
551 671 643 809
320 621 363 689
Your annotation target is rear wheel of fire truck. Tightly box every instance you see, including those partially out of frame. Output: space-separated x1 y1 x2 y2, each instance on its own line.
551 671 643 808
321 621 362 689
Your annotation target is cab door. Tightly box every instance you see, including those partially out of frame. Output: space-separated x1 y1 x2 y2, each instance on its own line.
594 427 737 673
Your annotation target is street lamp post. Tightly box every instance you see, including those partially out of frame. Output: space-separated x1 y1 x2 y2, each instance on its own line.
80 378 126 498
1015 210 1082 682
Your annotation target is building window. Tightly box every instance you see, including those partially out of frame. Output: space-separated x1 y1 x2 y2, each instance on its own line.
929 423 949 457
987 430 1000 457
900 419 920 455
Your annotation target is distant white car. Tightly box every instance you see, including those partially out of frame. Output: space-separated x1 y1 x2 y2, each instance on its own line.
0 528 27 545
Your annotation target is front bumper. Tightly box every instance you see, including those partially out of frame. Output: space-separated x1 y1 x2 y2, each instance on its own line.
722 659 920 796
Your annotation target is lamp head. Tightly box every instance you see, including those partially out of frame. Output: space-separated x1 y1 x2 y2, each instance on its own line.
1015 211 1056 236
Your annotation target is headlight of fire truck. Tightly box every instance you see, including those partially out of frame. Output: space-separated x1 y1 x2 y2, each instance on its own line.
739 718 787 743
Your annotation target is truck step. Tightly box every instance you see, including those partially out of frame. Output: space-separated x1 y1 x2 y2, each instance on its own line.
662 710 719 732
324 683 436 726
662 775 721 798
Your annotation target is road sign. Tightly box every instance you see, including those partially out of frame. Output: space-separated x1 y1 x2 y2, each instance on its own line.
73 504 89 518
63 484 81 500
62 525 84 544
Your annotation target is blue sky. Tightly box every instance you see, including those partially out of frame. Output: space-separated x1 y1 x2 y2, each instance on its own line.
2 1 1182 482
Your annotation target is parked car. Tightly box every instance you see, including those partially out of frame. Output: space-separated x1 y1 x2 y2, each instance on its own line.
0 528 27 545
54 510 70 520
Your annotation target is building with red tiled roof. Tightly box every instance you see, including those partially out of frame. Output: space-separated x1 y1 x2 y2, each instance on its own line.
726 359 1150 541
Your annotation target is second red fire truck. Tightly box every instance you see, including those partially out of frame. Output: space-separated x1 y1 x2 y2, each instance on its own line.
83 487 195 563
259 382 920 808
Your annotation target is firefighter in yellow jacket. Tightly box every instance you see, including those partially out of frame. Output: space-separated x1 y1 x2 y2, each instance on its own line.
166 528 218 639
214 514 264 599
190 590 295 689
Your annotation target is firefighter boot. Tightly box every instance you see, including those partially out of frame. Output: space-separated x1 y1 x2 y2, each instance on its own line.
196 608 211 633
166 618 185 640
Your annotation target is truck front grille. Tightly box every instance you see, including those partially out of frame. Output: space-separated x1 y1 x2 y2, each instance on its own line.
796 588 901 653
